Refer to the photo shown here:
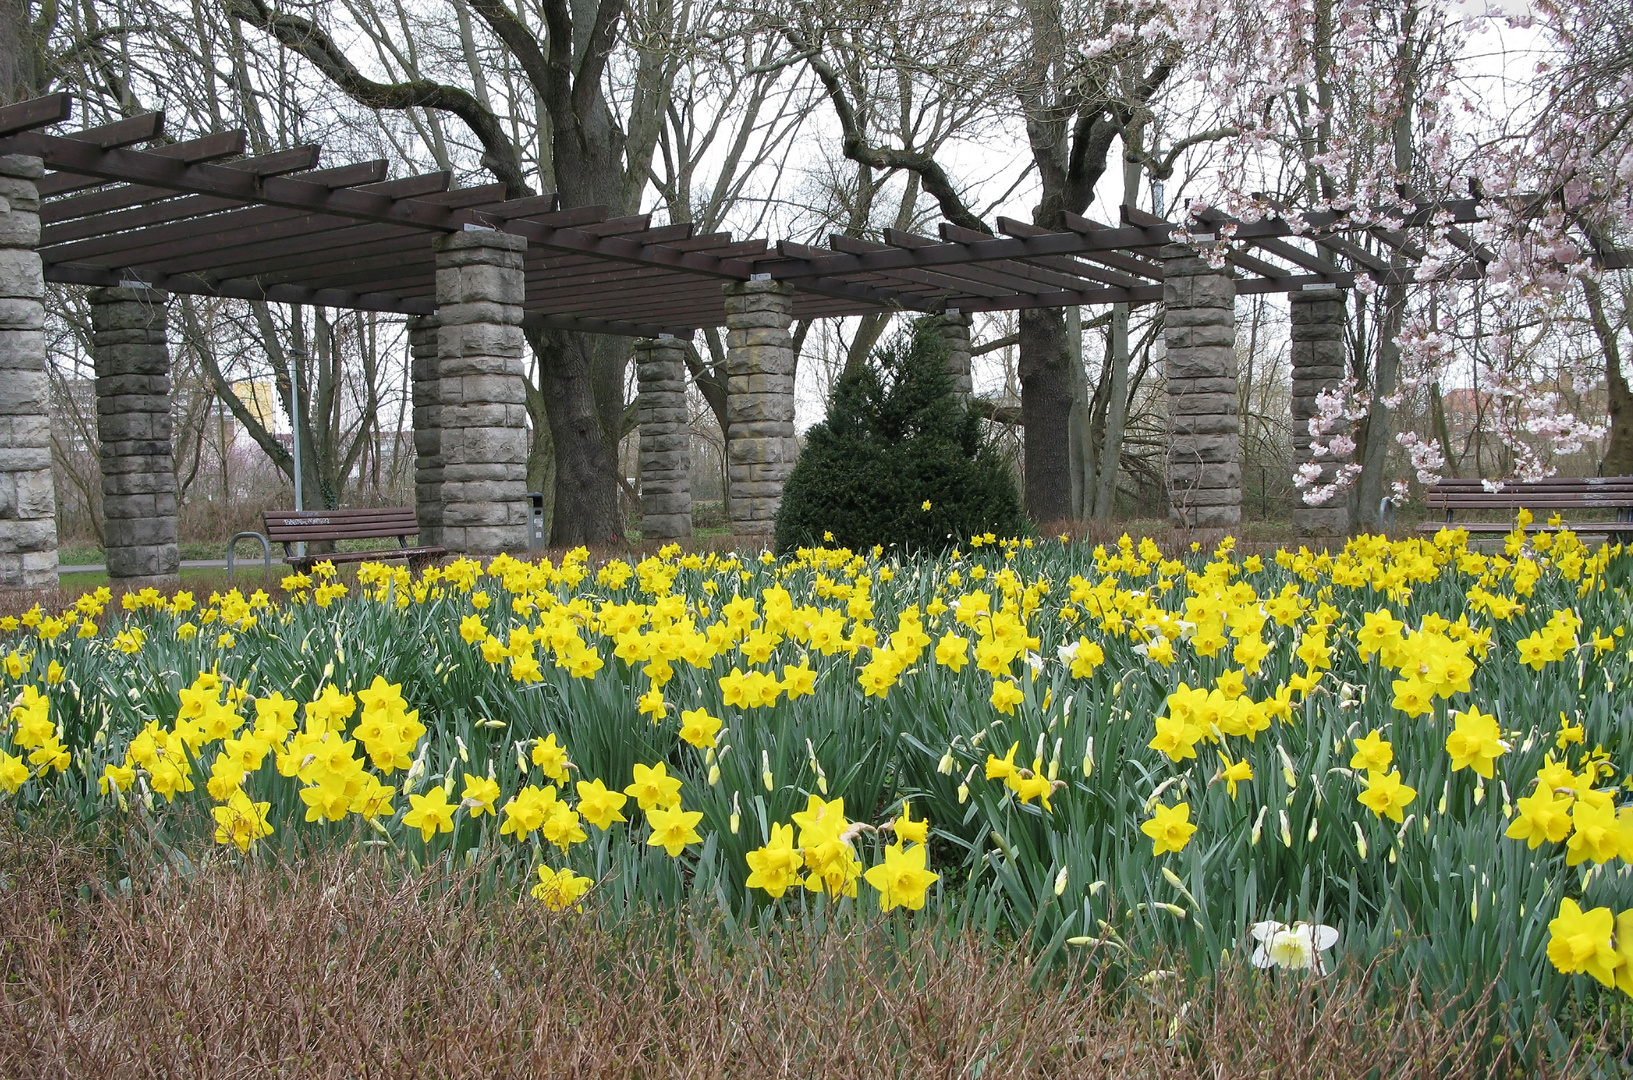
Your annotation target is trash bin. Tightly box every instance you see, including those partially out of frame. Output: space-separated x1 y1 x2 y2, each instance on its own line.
527 492 547 550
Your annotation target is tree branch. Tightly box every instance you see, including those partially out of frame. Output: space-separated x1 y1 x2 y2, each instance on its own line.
786 26 989 235
223 0 531 196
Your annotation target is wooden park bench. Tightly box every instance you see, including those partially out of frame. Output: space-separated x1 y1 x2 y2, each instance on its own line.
261 507 446 574
1418 477 1633 537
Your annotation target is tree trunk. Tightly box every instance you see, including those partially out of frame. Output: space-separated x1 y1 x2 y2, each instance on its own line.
1018 307 1074 522
1429 381 1457 479
530 326 622 545
1584 276 1633 475
1356 283 1405 526
524 376 557 539
1093 303 1132 520
1066 306 1092 520
0 0 36 103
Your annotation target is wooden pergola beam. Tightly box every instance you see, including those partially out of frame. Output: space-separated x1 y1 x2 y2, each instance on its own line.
42 159 391 247
0 93 71 138
39 132 252 207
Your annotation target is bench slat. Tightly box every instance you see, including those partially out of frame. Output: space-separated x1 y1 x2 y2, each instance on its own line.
1423 473 1633 486
1427 498 1633 509
1419 522 1633 534
286 545 445 570
259 507 440 571
266 527 417 543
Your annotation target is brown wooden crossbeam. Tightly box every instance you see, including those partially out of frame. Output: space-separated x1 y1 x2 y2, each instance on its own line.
41 158 392 262
49 111 165 152
1309 233 1393 274
245 211 613 296
95 184 507 279
44 259 434 314
0 131 468 230
0 94 1525 336
941 222 1152 290
829 235 1012 298
878 228 1126 299
42 159 394 246
521 239 766 308
521 312 686 337
40 132 252 207
945 282 1162 313
1048 217 1168 278
0 93 71 138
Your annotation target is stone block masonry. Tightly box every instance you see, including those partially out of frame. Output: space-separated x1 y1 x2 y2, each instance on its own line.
433 231 529 555
634 337 692 539
90 286 180 587
935 312 973 404
1161 246 1241 529
0 155 55 588
1289 291 1352 537
724 280 797 538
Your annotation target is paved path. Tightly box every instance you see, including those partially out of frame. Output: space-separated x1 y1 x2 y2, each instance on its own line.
58 558 289 575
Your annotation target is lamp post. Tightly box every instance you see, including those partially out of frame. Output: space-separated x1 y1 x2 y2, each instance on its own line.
289 347 306 560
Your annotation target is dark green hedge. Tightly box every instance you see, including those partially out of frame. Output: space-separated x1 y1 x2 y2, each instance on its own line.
773 318 1026 555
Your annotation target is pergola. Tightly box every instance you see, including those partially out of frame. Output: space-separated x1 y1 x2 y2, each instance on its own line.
0 93 1501 586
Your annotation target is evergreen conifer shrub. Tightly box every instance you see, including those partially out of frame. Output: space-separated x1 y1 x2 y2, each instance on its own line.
773 318 1027 554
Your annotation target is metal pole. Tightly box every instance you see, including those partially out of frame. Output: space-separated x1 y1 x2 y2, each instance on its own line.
289 347 306 561
290 348 305 512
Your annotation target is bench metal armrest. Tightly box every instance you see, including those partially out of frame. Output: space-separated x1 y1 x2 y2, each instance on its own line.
228 531 272 588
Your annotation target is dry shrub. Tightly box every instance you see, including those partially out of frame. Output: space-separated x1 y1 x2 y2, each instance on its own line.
0 824 1592 1079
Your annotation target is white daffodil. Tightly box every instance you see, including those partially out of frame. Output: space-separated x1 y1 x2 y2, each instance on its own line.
1250 920 1339 973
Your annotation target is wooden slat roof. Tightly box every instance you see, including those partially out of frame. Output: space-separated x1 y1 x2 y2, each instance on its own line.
0 93 1581 337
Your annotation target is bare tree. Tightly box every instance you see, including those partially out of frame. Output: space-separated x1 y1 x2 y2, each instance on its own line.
770 0 1179 523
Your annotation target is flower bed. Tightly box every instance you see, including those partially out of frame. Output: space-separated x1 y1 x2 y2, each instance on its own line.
3 523 1632 1034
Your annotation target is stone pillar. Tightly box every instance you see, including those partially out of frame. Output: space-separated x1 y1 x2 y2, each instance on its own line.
634 336 692 539
0 155 55 589
433 231 529 555
408 314 442 549
935 311 973 404
89 287 180 588
1161 246 1241 529
1289 291 1352 537
723 280 797 538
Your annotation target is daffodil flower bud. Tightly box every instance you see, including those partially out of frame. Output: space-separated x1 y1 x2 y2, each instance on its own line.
1251 805 1267 846
937 751 955 774
1054 867 1069 895
1279 810 1293 847
1353 823 1367 860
